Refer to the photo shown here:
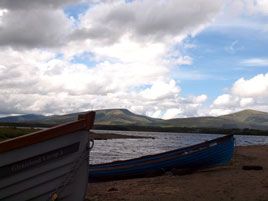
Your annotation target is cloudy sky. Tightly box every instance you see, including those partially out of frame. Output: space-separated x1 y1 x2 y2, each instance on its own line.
0 0 268 119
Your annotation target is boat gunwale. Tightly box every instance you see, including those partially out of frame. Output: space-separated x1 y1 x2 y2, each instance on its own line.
89 134 234 168
89 139 233 172
0 111 95 153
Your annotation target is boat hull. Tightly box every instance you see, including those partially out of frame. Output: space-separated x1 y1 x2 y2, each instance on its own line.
0 112 95 201
89 135 234 181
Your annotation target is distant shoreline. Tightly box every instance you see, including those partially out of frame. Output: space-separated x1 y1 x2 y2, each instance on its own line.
1 123 268 141
0 127 152 141
93 124 268 136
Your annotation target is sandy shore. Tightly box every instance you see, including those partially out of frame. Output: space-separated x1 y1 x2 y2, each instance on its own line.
86 145 268 201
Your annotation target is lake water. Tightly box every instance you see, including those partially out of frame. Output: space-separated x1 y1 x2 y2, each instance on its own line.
89 130 268 164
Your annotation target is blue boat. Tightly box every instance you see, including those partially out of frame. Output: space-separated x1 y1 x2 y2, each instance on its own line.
89 134 234 181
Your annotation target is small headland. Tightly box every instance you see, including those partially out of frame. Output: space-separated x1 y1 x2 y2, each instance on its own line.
89 132 154 140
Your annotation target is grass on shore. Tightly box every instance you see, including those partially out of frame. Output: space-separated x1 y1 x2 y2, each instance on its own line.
0 127 39 140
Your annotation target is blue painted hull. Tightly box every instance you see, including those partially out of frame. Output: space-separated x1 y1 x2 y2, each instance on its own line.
89 135 234 181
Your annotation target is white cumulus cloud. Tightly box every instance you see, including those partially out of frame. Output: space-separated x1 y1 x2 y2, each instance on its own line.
0 0 227 117
231 74 268 97
209 73 268 116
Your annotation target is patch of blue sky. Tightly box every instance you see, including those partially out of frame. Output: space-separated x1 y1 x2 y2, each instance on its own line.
63 2 90 21
131 84 153 93
175 18 268 102
125 0 141 3
209 18 268 45
170 67 231 105
234 14 268 30
55 53 64 59
71 51 99 67
179 79 233 105
191 26 266 69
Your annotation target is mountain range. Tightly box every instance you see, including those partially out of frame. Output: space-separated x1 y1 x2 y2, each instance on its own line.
1 109 268 130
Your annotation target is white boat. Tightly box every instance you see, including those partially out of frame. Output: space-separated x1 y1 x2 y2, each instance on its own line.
0 111 95 201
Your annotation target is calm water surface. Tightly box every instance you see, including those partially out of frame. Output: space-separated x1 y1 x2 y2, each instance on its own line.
90 130 268 164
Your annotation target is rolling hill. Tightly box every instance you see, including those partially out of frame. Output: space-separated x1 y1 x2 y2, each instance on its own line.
12 109 164 126
1 109 268 130
0 114 47 123
164 109 268 130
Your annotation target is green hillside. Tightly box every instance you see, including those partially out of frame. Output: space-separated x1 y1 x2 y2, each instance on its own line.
0 114 46 122
1 109 268 130
219 109 268 128
30 109 163 126
95 109 163 125
164 109 268 130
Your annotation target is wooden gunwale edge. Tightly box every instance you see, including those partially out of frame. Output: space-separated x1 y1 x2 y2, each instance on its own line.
0 111 96 153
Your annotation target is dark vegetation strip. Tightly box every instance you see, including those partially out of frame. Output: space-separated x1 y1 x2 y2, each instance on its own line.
0 127 40 140
1 123 268 140
0 122 51 128
93 125 268 136
0 127 151 141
